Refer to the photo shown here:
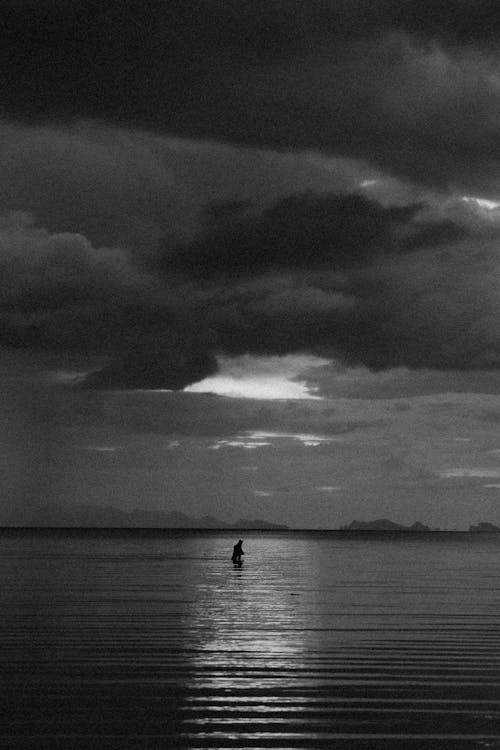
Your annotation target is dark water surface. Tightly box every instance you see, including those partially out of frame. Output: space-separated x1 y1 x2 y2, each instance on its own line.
1 529 500 749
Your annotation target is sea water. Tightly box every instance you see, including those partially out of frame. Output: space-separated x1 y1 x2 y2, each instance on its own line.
1 529 500 749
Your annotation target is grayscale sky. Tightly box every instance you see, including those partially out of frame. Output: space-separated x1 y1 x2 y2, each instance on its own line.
0 1 499 528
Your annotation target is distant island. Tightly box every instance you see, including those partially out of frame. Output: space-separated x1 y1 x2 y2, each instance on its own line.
22 504 288 530
5 507 500 532
339 518 431 531
340 518 500 532
469 522 500 532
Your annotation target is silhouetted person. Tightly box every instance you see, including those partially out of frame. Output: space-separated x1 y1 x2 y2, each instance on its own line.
231 539 244 563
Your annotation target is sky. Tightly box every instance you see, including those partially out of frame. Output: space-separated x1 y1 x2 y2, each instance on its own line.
1 0 500 528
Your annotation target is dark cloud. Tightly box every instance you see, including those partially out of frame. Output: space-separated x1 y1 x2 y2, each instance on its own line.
82 344 218 391
2 2 500 192
0 212 217 388
0 211 143 312
0 184 497 389
0 122 181 250
174 224 500 373
0 307 218 390
165 192 466 277
0 120 370 249
2 1 499 531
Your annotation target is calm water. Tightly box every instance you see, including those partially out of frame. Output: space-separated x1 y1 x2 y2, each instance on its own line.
1 529 500 749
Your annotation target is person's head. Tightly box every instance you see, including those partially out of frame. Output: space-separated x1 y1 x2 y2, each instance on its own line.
238 539 243 545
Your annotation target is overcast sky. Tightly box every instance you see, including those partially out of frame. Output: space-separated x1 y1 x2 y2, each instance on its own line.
1 1 500 528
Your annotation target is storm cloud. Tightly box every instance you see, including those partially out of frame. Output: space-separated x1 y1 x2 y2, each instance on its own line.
0 2 499 389
2 1 500 193
165 193 465 277
0 120 372 248
0 189 498 388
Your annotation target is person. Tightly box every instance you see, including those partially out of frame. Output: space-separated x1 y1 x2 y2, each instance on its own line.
231 539 244 563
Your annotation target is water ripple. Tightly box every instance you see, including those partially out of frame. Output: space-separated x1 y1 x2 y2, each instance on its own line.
1 529 500 748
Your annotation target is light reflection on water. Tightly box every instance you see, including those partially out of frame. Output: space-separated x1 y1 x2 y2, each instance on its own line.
1 529 500 748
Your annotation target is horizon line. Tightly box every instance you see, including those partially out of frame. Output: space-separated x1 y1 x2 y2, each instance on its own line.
0 525 495 533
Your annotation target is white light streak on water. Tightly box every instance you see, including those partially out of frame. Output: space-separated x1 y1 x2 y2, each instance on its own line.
1 529 500 748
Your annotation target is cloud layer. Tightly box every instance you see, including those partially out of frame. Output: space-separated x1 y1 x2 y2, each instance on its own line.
0 182 498 388
166 193 464 277
3 1 500 193
0 2 500 388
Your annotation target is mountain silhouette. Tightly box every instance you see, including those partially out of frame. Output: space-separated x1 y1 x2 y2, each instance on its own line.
469 522 500 532
340 518 431 531
23 504 288 529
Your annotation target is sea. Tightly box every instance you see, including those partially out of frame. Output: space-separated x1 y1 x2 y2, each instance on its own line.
1 528 500 749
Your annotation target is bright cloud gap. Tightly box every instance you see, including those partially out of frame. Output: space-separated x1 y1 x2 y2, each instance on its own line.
461 196 500 211
442 468 500 478
211 430 340 450
184 354 329 400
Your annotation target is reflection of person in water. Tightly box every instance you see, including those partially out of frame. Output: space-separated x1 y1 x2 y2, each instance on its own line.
231 539 244 563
